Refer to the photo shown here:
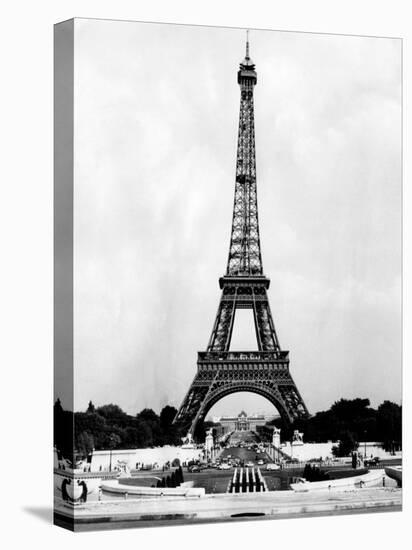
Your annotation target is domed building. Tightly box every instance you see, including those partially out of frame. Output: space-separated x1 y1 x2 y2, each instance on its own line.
211 411 277 433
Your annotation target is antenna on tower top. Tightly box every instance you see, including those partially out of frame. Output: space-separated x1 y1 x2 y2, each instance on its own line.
246 29 250 59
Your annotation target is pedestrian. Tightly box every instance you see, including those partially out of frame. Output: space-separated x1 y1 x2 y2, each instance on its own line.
80 481 88 503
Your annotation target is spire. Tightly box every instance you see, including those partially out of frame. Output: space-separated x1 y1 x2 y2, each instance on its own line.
239 29 255 72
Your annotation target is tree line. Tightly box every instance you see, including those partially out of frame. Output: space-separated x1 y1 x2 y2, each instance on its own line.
55 396 401 462
54 399 182 462
257 398 402 455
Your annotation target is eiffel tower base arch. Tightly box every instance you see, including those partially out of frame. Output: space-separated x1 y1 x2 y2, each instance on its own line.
174 351 309 440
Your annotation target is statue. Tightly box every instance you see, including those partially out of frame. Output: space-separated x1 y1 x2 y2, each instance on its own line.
292 430 304 445
117 460 131 478
181 432 195 448
272 427 281 448
205 429 214 456
271 427 281 462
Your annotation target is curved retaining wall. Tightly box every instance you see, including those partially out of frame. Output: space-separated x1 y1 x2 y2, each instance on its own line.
384 466 402 486
101 480 205 497
290 469 384 492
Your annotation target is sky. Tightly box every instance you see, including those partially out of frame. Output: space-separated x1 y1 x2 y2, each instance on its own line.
71 19 401 418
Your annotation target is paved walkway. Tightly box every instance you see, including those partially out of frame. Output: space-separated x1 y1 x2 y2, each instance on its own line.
55 486 401 529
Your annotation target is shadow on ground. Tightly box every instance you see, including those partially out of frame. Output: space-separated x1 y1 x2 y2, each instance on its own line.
23 507 53 524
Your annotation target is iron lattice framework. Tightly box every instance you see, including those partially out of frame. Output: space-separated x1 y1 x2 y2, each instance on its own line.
174 36 309 437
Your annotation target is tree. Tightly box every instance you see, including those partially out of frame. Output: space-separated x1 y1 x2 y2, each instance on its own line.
278 397 383 444
134 420 153 448
377 401 402 451
332 431 358 457
160 405 177 427
174 466 182 485
76 431 94 459
86 400 95 413
303 464 329 482
54 398 64 415
137 408 159 424
330 398 371 421
96 404 128 422
54 399 75 465
106 432 122 450
160 405 179 445
74 411 107 450
136 408 161 446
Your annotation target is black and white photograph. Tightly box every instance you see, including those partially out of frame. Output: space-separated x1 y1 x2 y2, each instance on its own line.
53 18 402 531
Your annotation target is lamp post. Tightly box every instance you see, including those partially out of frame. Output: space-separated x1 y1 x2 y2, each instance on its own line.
108 433 118 472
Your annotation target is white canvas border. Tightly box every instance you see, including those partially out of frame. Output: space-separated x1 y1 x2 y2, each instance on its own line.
0 1 409 549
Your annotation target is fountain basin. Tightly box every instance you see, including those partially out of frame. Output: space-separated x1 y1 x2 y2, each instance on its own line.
290 469 385 492
384 466 402 487
101 480 205 497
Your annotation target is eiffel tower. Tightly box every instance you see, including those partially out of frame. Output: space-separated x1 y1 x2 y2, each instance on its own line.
174 34 309 438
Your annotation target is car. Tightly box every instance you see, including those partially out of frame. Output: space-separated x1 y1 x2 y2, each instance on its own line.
188 465 201 473
218 463 231 470
245 461 254 468
257 459 265 465
285 458 300 464
364 457 380 467
266 463 280 471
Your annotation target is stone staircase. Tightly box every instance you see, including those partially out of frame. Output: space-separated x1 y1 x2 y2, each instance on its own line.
227 467 268 493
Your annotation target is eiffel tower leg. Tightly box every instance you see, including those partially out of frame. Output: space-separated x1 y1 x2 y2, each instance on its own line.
253 295 280 351
207 293 237 352
277 379 309 419
173 373 211 437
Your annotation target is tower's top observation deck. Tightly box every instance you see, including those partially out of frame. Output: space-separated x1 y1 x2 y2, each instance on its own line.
238 31 257 86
